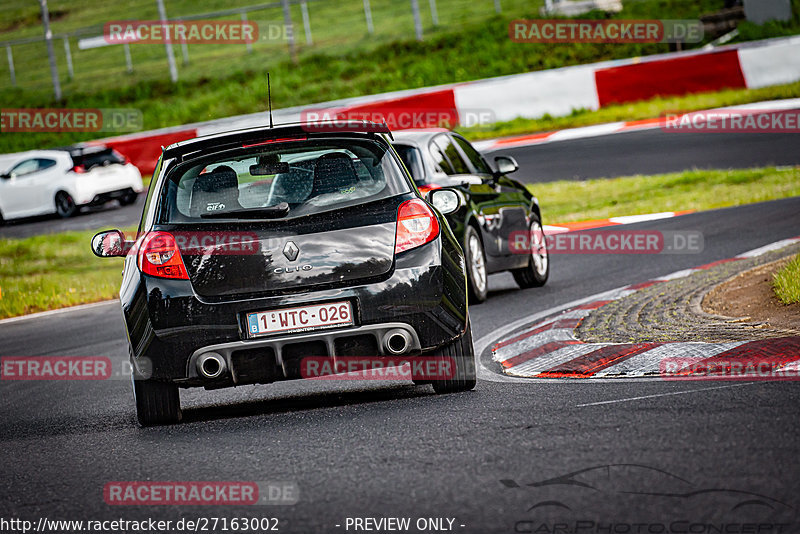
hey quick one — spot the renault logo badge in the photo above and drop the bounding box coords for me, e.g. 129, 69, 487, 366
283, 241, 299, 261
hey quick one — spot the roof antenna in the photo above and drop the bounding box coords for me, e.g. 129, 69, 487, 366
267, 72, 274, 128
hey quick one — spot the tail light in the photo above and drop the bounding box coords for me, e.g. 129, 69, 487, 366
417, 184, 441, 196
71, 165, 86, 173
395, 199, 440, 254
137, 232, 189, 280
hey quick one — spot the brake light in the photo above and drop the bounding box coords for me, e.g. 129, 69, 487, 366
72, 165, 86, 173
137, 232, 189, 280
417, 184, 441, 196
242, 136, 307, 148
395, 199, 440, 254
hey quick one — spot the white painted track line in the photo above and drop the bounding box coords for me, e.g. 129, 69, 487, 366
576, 383, 757, 407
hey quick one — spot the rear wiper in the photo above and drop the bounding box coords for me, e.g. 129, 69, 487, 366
200, 202, 290, 219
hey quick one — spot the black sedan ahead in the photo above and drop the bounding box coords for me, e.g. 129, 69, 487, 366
91, 122, 475, 426
392, 130, 549, 302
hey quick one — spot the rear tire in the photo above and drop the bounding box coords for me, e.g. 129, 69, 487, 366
55, 191, 77, 218
132, 372, 182, 426
119, 191, 138, 206
464, 225, 488, 303
431, 321, 477, 394
512, 215, 549, 288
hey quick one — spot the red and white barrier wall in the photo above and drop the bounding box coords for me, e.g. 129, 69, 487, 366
40, 36, 800, 175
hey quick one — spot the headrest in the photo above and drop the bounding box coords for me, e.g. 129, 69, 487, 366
312, 152, 358, 196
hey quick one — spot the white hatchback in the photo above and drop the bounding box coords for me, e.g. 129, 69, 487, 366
0, 145, 144, 221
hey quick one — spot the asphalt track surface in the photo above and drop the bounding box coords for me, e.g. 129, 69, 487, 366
488, 129, 800, 182
2, 196, 800, 532
2, 125, 800, 239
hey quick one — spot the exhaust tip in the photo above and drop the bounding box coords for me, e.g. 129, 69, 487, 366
384, 329, 412, 356
197, 353, 226, 379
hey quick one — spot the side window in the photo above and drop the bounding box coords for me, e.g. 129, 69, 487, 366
453, 135, 492, 175
9, 159, 39, 177
432, 135, 470, 175
138, 156, 162, 234
428, 137, 455, 175
36, 158, 57, 172
393, 144, 425, 183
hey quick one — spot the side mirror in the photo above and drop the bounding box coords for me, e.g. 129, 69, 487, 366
91, 229, 127, 258
493, 155, 519, 176
427, 188, 461, 215
0, 173, 11, 180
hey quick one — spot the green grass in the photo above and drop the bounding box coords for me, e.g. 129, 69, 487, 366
4, 0, 789, 155
458, 81, 800, 141
530, 166, 800, 223
773, 254, 800, 305
0, 229, 126, 319
1, 166, 799, 319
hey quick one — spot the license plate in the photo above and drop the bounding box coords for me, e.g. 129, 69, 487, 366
246, 301, 353, 337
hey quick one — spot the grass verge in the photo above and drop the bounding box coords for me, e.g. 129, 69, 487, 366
1, 166, 798, 319
0, 229, 126, 319
773, 254, 800, 304
458, 82, 800, 141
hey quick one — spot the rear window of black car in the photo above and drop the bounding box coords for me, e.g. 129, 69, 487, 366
158, 138, 410, 222
72, 148, 126, 169
393, 144, 425, 184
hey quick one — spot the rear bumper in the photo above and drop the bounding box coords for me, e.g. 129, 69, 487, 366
84, 187, 137, 206
123, 235, 468, 384
183, 322, 422, 387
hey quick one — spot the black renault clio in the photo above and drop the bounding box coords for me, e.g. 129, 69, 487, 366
92, 122, 474, 426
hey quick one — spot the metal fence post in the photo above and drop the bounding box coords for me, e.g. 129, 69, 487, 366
494, 0, 501, 13
429, 0, 439, 27
123, 42, 133, 73
39, 0, 62, 100
63, 36, 74, 79
363, 0, 374, 34
177, 20, 189, 64
155, 0, 178, 82
6, 45, 16, 86
180, 40, 189, 64
281, 0, 296, 62
300, 1, 313, 45
411, 0, 423, 41
241, 12, 253, 53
